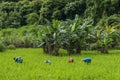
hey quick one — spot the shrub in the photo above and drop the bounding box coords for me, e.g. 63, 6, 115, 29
7, 44, 16, 50
0, 41, 6, 52
58, 49, 68, 56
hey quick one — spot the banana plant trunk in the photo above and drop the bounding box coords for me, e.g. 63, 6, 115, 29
43, 42, 59, 55
99, 46, 108, 53
45, 42, 53, 54
43, 45, 48, 53
67, 47, 75, 55
76, 47, 81, 54
52, 46, 59, 56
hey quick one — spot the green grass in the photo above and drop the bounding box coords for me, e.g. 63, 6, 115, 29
0, 48, 120, 80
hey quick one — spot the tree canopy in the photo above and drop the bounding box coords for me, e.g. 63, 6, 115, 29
0, 0, 120, 28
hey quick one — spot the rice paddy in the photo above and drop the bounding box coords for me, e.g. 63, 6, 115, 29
0, 48, 120, 80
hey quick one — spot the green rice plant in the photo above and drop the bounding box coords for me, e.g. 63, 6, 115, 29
0, 48, 120, 80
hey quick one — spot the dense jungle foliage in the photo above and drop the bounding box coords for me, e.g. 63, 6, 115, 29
0, 0, 120, 28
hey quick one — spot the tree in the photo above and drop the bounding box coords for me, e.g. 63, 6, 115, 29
38, 20, 62, 55
39, 0, 66, 24
89, 24, 120, 53
8, 11, 21, 28
26, 13, 39, 25
0, 0, 20, 2
38, 15, 93, 55
0, 12, 8, 28
59, 15, 93, 54
64, 0, 86, 19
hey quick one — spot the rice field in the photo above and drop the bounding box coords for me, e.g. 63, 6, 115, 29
0, 48, 120, 80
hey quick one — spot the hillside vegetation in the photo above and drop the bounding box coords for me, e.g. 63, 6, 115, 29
0, 0, 120, 28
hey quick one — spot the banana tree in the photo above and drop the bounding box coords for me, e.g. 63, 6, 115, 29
58, 19, 75, 54
96, 30, 112, 53
110, 28, 120, 48
59, 15, 93, 54
94, 24, 119, 53
73, 18, 93, 53
38, 20, 62, 55
38, 15, 93, 55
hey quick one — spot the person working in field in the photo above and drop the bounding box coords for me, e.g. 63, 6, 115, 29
14, 56, 23, 63
82, 57, 91, 64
